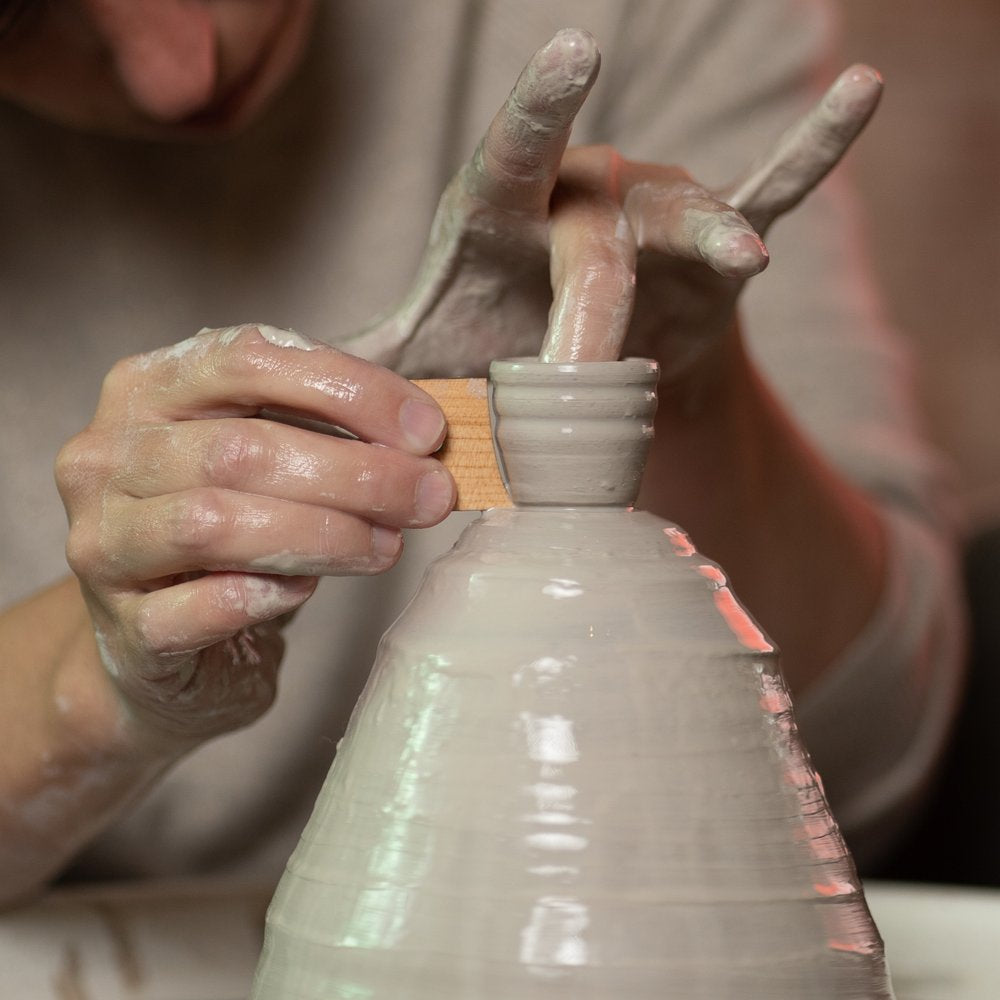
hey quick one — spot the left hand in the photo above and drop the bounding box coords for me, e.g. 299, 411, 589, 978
55, 325, 453, 747
347, 28, 881, 377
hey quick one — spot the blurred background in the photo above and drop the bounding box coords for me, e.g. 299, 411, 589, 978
839, 1, 1000, 530
838, 1, 1000, 886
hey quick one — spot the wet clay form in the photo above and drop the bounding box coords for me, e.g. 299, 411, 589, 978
252, 359, 894, 998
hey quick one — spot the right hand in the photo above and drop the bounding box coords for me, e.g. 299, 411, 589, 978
348, 29, 881, 381
55, 324, 455, 749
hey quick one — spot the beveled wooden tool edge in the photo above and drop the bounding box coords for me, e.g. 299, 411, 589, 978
414, 378, 513, 510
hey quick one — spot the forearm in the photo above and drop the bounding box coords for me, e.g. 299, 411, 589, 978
0, 577, 181, 908
638, 325, 887, 695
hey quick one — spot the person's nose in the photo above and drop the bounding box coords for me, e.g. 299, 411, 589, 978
81, 0, 218, 122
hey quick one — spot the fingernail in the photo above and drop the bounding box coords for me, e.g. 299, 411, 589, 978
722, 230, 769, 276
699, 217, 768, 277
841, 63, 883, 88
414, 469, 456, 523
400, 398, 446, 452
372, 525, 402, 562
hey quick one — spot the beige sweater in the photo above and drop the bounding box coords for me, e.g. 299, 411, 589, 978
0, 0, 963, 878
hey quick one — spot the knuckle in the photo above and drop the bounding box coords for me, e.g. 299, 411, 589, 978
211, 575, 307, 626
663, 178, 708, 205
201, 423, 269, 490
132, 601, 171, 657
54, 432, 95, 498
100, 355, 140, 396
212, 575, 250, 618
55, 428, 120, 505
589, 143, 623, 170
210, 329, 266, 379
558, 144, 621, 192
165, 489, 230, 554
209, 346, 248, 380
64, 526, 102, 577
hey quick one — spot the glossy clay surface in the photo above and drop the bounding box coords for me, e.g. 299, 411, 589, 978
252, 360, 893, 998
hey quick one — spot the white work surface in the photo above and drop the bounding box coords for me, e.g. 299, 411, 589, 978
0, 878, 995, 998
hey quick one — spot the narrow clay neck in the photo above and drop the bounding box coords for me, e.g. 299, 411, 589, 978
488, 358, 658, 508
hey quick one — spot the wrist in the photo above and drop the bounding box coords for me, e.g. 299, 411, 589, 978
0, 578, 187, 902
51, 595, 195, 769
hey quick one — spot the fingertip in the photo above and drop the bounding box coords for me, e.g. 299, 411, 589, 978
522, 27, 601, 110
414, 466, 457, 526
399, 397, 447, 454
716, 230, 769, 278
841, 63, 884, 90
543, 27, 601, 73
372, 524, 403, 566
827, 63, 883, 121
696, 215, 769, 278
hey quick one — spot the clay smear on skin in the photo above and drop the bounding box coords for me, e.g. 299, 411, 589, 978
216, 324, 369, 403
0, 744, 144, 858
214, 324, 320, 351
135, 323, 319, 371
208, 326, 369, 404
481, 29, 599, 188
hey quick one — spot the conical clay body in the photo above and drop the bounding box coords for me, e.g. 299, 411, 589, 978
252, 359, 894, 999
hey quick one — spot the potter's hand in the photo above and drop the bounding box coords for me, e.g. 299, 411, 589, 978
540, 62, 882, 370
346, 28, 599, 376
55, 324, 454, 746
347, 28, 880, 375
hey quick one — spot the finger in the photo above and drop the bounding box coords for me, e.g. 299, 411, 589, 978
100, 324, 447, 455
121, 418, 455, 526
466, 28, 600, 215
75, 488, 407, 583
725, 64, 883, 232
541, 167, 637, 362
621, 167, 768, 279
130, 573, 317, 658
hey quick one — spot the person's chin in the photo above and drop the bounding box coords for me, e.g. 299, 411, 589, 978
159, 78, 280, 141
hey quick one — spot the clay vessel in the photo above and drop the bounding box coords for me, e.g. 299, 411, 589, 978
251, 358, 894, 998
